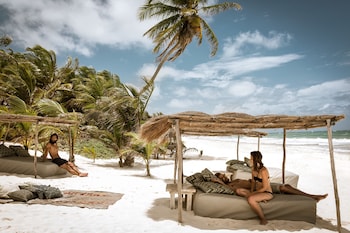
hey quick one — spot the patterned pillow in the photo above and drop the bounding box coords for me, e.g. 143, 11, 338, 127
194, 181, 235, 195
9, 145, 31, 157
19, 184, 62, 199
7, 189, 35, 202
0, 144, 16, 157
186, 172, 205, 185
201, 168, 216, 181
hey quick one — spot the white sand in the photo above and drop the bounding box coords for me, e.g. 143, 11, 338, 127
0, 136, 349, 233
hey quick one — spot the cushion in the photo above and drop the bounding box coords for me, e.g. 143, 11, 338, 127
244, 157, 251, 167
228, 163, 251, 172
186, 172, 205, 184
7, 189, 35, 202
9, 145, 31, 157
0, 144, 16, 157
0, 183, 20, 199
194, 181, 235, 195
19, 184, 62, 199
201, 168, 216, 181
226, 159, 245, 166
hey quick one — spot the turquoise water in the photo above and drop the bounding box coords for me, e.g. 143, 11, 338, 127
267, 130, 350, 140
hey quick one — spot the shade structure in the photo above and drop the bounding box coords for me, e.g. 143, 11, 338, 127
140, 111, 345, 232
0, 113, 79, 178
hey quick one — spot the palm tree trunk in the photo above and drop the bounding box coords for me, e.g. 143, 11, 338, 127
140, 44, 179, 94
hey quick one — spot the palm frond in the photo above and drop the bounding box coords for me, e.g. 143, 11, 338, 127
200, 2, 241, 16
200, 18, 218, 56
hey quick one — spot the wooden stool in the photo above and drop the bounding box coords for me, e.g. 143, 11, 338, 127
166, 183, 196, 211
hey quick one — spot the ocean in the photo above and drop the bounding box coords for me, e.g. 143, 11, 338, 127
188, 130, 350, 159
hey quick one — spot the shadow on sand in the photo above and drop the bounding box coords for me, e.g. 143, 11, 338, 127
147, 198, 349, 232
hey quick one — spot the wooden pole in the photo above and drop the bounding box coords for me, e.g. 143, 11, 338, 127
68, 127, 74, 162
175, 119, 183, 223
34, 122, 39, 178
236, 135, 240, 160
282, 128, 286, 184
326, 119, 342, 232
258, 136, 261, 151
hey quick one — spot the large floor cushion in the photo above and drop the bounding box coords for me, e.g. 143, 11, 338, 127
0, 156, 68, 178
193, 191, 316, 223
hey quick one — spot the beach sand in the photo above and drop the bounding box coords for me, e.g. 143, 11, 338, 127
0, 136, 349, 233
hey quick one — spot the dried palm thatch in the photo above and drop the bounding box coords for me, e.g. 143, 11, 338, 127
0, 113, 78, 127
140, 111, 345, 141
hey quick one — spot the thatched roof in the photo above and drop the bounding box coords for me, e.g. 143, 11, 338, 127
140, 111, 345, 141
0, 113, 78, 126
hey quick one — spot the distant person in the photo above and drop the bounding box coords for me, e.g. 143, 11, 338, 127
41, 133, 88, 177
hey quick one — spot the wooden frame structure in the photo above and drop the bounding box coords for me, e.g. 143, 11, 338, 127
0, 113, 79, 178
140, 111, 345, 232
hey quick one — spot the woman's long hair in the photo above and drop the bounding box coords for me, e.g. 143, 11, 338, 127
251, 151, 264, 171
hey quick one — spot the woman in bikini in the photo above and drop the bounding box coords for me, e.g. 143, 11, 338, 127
235, 151, 273, 225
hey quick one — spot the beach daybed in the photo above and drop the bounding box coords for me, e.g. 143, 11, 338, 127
0, 144, 68, 178
193, 191, 316, 223
186, 168, 315, 223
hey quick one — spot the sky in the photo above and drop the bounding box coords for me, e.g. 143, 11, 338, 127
0, 0, 349, 130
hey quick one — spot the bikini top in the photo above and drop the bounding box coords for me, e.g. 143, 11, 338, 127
254, 176, 263, 182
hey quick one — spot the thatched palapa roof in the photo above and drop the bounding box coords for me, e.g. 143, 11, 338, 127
140, 111, 344, 141
0, 113, 78, 126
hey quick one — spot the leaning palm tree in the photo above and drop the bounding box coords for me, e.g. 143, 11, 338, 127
138, 0, 241, 86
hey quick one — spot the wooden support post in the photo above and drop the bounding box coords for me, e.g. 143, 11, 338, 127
175, 119, 183, 223
236, 135, 240, 160
68, 127, 74, 162
34, 122, 39, 178
257, 136, 261, 151
326, 119, 342, 233
282, 128, 286, 184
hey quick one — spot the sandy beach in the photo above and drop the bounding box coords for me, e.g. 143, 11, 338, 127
0, 135, 349, 233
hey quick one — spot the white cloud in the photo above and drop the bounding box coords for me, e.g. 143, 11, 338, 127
0, 0, 155, 56
222, 30, 293, 57
228, 81, 257, 97
297, 79, 350, 97
168, 99, 203, 109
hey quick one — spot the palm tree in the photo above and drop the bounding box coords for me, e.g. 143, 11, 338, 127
122, 132, 163, 176
138, 0, 241, 85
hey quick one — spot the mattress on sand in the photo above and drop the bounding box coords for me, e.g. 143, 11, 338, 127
193, 190, 316, 223
0, 156, 68, 178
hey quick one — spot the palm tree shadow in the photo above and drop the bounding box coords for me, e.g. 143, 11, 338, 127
146, 198, 349, 232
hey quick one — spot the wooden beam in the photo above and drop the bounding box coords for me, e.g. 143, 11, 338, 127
34, 122, 39, 178
327, 119, 342, 233
175, 119, 183, 223
282, 128, 286, 184
236, 135, 240, 160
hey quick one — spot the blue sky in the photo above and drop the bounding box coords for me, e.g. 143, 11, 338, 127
1, 0, 349, 130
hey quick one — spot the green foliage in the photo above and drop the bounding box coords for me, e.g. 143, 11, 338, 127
75, 138, 116, 159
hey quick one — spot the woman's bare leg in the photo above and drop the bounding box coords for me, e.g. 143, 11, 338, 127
280, 184, 327, 202
247, 193, 273, 225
